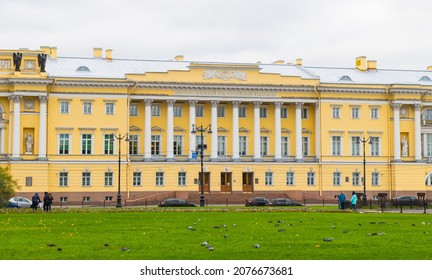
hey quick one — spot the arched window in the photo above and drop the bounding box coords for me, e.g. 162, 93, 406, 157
419, 76, 432, 82
425, 173, 432, 186
339, 75, 353, 82
76, 66, 90, 72
422, 109, 432, 121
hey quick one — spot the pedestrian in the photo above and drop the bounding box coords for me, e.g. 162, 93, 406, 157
43, 192, 49, 212
48, 193, 54, 211
338, 192, 346, 210
31, 193, 41, 211
350, 191, 358, 211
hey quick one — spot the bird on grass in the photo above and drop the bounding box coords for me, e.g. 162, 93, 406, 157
47, 244, 56, 247
253, 244, 260, 249
57, 248, 62, 251
121, 247, 130, 251
201, 241, 209, 247
207, 246, 214, 251
323, 238, 333, 242
104, 243, 109, 247
187, 226, 196, 231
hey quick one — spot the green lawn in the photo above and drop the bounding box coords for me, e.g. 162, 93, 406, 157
1, 207, 432, 260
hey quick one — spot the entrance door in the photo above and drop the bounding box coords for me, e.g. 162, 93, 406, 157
242, 172, 254, 192
220, 172, 232, 192
199, 172, 211, 193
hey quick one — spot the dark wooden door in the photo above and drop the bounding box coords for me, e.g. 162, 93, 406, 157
199, 172, 211, 193
242, 172, 254, 192
220, 172, 232, 192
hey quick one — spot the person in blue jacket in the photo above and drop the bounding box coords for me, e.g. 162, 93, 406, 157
31, 193, 41, 211
338, 192, 346, 210
350, 191, 358, 211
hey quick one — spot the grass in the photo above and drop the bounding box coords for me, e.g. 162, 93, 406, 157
1, 207, 432, 260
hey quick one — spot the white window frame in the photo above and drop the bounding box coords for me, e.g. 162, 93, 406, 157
217, 106, 225, 118
59, 172, 68, 187
81, 133, 93, 155
196, 106, 204, 117
133, 172, 142, 186
178, 172, 187, 186
83, 101, 93, 115
331, 136, 342, 156
151, 135, 161, 155
58, 133, 70, 155
173, 135, 183, 155
307, 172, 315, 186
260, 107, 268, 118
152, 105, 160, 116
239, 136, 247, 156
239, 107, 247, 118
286, 172, 294, 186
353, 172, 361, 186
265, 172, 273, 186
333, 172, 341, 186
217, 136, 226, 156
370, 136, 380, 156
156, 172, 164, 186
351, 107, 360, 119
281, 136, 289, 156
104, 172, 113, 187
82, 172, 91, 187
351, 136, 361, 156
60, 101, 70, 114
260, 136, 268, 156
105, 102, 115, 115
372, 172, 380, 186
370, 107, 379, 119
332, 107, 341, 118
129, 135, 139, 155
301, 108, 308, 119
130, 104, 138, 116
302, 136, 309, 156
103, 134, 114, 155
174, 105, 182, 117
281, 107, 288, 119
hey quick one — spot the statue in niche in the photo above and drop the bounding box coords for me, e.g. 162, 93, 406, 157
13, 52, 22, 71
38, 53, 47, 72
401, 136, 408, 156
25, 133, 33, 153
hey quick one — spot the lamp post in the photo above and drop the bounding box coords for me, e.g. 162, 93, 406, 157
359, 137, 371, 205
112, 133, 129, 208
191, 124, 212, 207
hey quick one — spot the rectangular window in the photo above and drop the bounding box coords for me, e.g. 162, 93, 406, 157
239, 136, 247, 155
133, 172, 142, 186
265, 172, 273, 186
104, 172, 113, 187
83, 102, 92, 114
333, 172, 341, 186
370, 137, 380, 156
105, 102, 114, 115
81, 134, 92, 155
104, 134, 114, 155
59, 172, 68, 187
196, 106, 204, 117
83, 196, 90, 202
351, 136, 361, 156
332, 136, 342, 156
82, 172, 91, 187
60, 101, 69, 114
217, 106, 225, 117
302, 137, 309, 156
174, 105, 182, 117
129, 135, 139, 155
217, 136, 226, 156
307, 172, 315, 186
372, 172, 380, 186
260, 136, 268, 156
105, 196, 113, 202
60, 197, 68, 202
302, 108, 308, 119
371, 107, 379, 119
156, 172, 164, 186
281, 136, 289, 156
151, 135, 161, 155
260, 107, 267, 118
286, 172, 294, 186
351, 107, 360, 119
130, 104, 138, 116
332, 107, 340, 118
239, 107, 246, 118
152, 105, 160, 116
281, 108, 288, 118
59, 134, 70, 155
352, 172, 361, 186
178, 172, 187, 186
173, 135, 183, 155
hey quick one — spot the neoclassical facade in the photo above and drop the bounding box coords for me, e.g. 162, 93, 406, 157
1, 47, 432, 202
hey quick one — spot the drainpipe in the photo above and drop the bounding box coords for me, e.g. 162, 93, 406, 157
385, 84, 393, 199
125, 80, 139, 199
314, 84, 322, 196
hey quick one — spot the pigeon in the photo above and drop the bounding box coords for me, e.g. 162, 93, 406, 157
359, 223, 362, 226
57, 248, 62, 251
104, 243, 109, 247
343, 230, 349, 234
367, 233, 378, 236
253, 244, 261, 249
331, 225, 336, 229
232, 224, 237, 227
278, 229, 286, 232
187, 226, 196, 231
201, 241, 209, 247
120, 247, 130, 251
377, 232, 385, 236
224, 235, 229, 238
278, 220, 285, 224
370, 222, 376, 224
274, 224, 280, 227
47, 244, 56, 247
207, 246, 214, 251
323, 238, 333, 242
213, 225, 221, 229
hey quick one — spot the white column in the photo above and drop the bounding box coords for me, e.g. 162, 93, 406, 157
189, 100, 197, 159
232, 101, 240, 161
211, 100, 219, 160
392, 102, 401, 161
295, 102, 304, 161
315, 102, 320, 160
144, 99, 153, 160
38, 96, 47, 160
253, 101, 262, 161
166, 99, 175, 160
414, 104, 422, 161
11, 95, 22, 159
274, 102, 282, 161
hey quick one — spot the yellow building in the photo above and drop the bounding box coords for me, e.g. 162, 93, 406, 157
1, 47, 432, 203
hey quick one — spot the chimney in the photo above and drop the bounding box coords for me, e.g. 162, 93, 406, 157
367, 60, 377, 70
355, 56, 367, 71
106, 49, 113, 60
49, 47, 57, 59
93, 48, 102, 59
273, 60, 285, 64
175, 55, 184, 61
427, 66, 432, 71
296, 58, 303, 66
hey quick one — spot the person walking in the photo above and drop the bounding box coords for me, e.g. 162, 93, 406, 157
43, 192, 50, 212
338, 192, 346, 210
47, 193, 54, 211
31, 193, 41, 211
350, 191, 358, 211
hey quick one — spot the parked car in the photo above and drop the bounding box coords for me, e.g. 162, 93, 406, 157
158, 198, 197, 207
7, 197, 32, 208
245, 197, 270, 206
269, 198, 302, 206
390, 196, 419, 206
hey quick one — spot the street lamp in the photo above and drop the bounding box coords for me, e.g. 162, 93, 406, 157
191, 124, 212, 207
111, 133, 129, 208
359, 137, 371, 205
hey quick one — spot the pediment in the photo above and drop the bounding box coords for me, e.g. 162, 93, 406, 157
129, 125, 142, 132
302, 128, 312, 134
281, 128, 292, 134
151, 126, 165, 132
239, 127, 250, 133
260, 127, 272, 133
218, 127, 230, 133
174, 126, 186, 132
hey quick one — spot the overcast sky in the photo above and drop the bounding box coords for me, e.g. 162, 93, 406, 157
2, 0, 432, 70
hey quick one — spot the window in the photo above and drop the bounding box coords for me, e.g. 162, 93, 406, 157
260, 136, 268, 156
133, 172, 142, 186
105, 196, 113, 202
332, 107, 340, 118
104, 134, 114, 155
351, 107, 360, 119
178, 172, 187, 186
307, 172, 315, 186
129, 135, 138, 155
152, 105, 160, 116
196, 106, 204, 117
333, 172, 341, 186
370, 137, 380, 156
59, 172, 68, 187
82, 172, 91, 187
281, 136, 289, 156
83, 102, 92, 114
423, 133, 432, 157
217, 136, 226, 156
83, 197, 90, 202
151, 135, 161, 155
302, 137, 309, 156
81, 134, 93, 155
352, 172, 361, 186
76, 66, 90, 72
260, 107, 267, 118
105, 102, 114, 115
217, 106, 225, 117
60, 197, 68, 202
422, 109, 432, 121
372, 172, 380, 186
239, 136, 247, 155
130, 104, 138, 116
265, 172, 273, 186
104, 172, 113, 187
425, 173, 432, 186
370, 107, 379, 119
239, 107, 246, 118
156, 172, 164, 186
60, 101, 69, 114
351, 136, 360, 156
286, 172, 294, 186
174, 105, 182, 117
59, 134, 70, 155
302, 108, 308, 119
281, 108, 288, 119
332, 136, 342, 156
173, 135, 183, 155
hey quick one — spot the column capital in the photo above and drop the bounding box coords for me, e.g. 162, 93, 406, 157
253, 101, 262, 107
9, 95, 22, 102
275, 101, 283, 108
189, 100, 198, 106
39, 96, 48, 103
144, 99, 153, 105
391, 102, 402, 110
211, 100, 219, 106
167, 99, 176, 106
232, 101, 241, 107
414, 104, 422, 111
295, 102, 304, 109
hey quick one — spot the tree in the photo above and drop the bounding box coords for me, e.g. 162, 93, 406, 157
0, 166, 19, 207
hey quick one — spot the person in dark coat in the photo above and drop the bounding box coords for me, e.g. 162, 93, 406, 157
338, 192, 346, 210
43, 192, 50, 212
31, 193, 41, 211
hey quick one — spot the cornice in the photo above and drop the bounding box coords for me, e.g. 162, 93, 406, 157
7, 78, 54, 85
388, 88, 430, 95
54, 80, 134, 88
317, 86, 384, 94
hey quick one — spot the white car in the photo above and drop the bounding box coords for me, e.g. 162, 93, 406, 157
8, 197, 32, 208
